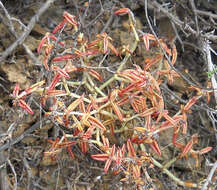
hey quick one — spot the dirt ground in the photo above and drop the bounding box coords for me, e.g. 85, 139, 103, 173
0, 0, 217, 190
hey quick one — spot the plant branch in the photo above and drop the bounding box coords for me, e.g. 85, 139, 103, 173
201, 161, 217, 190
0, 0, 56, 63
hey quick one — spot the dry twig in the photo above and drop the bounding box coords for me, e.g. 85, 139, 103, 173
202, 161, 217, 190
0, 0, 56, 63
0, 2, 42, 66
0, 118, 46, 152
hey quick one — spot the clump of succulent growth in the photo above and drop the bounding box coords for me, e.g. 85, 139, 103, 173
12, 9, 212, 189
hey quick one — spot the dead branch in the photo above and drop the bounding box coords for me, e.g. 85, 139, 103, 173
202, 161, 217, 190
143, 0, 215, 92
0, 127, 9, 190
0, 0, 56, 63
0, 118, 46, 152
195, 10, 217, 19
139, 0, 217, 41
201, 40, 217, 103
7, 159, 17, 190
0, 2, 42, 66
